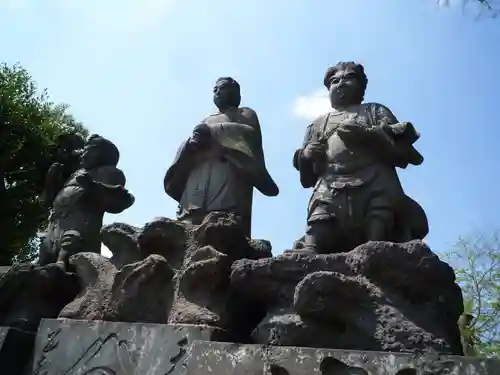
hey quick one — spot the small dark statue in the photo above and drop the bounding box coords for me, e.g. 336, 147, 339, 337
164, 77, 279, 237
38, 134, 135, 269
293, 62, 428, 254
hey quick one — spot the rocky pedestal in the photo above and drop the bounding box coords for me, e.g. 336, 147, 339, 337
59, 213, 271, 341
184, 341, 500, 375
0, 214, 495, 373
167, 212, 272, 342
21, 327, 500, 375
231, 240, 464, 355
27, 320, 500, 375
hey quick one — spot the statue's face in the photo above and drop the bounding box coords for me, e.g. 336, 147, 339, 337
327, 67, 364, 108
213, 79, 240, 110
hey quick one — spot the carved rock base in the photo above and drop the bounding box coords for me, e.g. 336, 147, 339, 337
231, 240, 464, 354
184, 341, 500, 375
32, 318, 228, 375
26, 321, 500, 375
58, 252, 176, 323
0, 263, 80, 332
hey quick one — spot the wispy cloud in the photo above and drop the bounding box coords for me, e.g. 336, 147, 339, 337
292, 89, 331, 121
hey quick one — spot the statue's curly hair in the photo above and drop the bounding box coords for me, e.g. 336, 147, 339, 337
215, 76, 240, 90
86, 134, 120, 166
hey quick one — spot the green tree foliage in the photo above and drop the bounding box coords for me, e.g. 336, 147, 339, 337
444, 232, 500, 358
0, 62, 88, 265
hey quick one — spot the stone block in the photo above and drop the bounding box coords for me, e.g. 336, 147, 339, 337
31, 318, 226, 374
0, 327, 7, 349
184, 341, 500, 375
0, 326, 37, 375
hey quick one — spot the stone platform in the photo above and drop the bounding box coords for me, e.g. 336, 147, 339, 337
26, 320, 500, 375
31, 319, 228, 375
185, 341, 500, 375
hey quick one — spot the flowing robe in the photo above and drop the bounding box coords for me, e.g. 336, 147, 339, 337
164, 107, 278, 237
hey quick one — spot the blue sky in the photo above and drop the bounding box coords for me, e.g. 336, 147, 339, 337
1, 0, 499, 256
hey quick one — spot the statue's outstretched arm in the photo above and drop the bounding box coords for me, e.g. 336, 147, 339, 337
294, 124, 320, 188
77, 170, 134, 213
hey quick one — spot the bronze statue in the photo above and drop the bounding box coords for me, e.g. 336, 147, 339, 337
39, 134, 135, 269
164, 77, 279, 237
293, 62, 428, 254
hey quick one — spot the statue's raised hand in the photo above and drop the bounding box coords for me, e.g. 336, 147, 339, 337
302, 141, 326, 162
188, 123, 211, 150
76, 171, 94, 189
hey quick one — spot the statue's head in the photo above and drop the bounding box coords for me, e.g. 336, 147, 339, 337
80, 134, 120, 169
55, 133, 86, 164
213, 77, 241, 111
324, 62, 368, 109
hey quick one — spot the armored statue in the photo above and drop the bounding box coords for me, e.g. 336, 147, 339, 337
39, 134, 135, 269
164, 77, 279, 237
293, 62, 428, 254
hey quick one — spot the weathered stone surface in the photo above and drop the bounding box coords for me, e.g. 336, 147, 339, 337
231, 240, 463, 355
55, 213, 270, 341
59, 252, 175, 323
169, 212, 269, 340
169, 246, 231, 328
183, 341, 500, 375
0, 326, 37, 375
138, 217, 187, 270
0, 263, 80, 332
101, 222, 142, 269
58, 252, 117, 320
32, 319, 227, 375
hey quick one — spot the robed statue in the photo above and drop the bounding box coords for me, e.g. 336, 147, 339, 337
164, 77, 279, 237
292, 62, 428, 254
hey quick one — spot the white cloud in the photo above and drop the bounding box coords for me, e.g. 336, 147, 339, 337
292, 89, 331, 121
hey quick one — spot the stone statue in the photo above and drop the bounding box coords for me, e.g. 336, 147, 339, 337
43, 133, 86, 206
164, 77, 279, 237
293, 62, 428, 254
38, 134, 135, 269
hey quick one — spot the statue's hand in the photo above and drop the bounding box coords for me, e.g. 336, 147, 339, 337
46, 162, 64, 184
76, 171, 94, 189
337, 121, 368, 135
302, 141, 326, 161
188, 123, 211, 150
